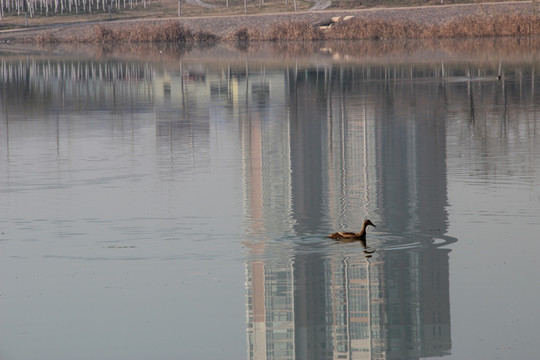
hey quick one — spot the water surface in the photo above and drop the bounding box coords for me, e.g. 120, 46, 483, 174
1, 39, 539, 359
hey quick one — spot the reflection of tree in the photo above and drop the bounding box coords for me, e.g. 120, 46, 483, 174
0, 57, 154, 117
442, 64, 539, 181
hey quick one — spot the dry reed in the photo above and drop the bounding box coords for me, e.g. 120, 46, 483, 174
244, 11, 540, 41
93, 24, 118, 42
327, 18, 425, 40
234, 28, 250, 42
267, 21, 324, 41
34, 31, 59, 43
434, 13, 540, 38
326, 12, 540, 40
26, 9, 540, 44
89, 21, 219, 43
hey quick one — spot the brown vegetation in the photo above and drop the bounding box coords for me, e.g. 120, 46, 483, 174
273, 11, 540, 41
267, 21, 324, 41
77, 20, 219, 43
327, 12, 540, 40
435, 12, 540, 37
328, 18, 423, 40
5, 3, 540, 44
223, 27, 261, 42
54, 12, 540, 43
99, 21, 189, 42
34, 32, 59, 43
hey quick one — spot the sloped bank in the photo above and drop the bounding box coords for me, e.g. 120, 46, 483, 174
0, 1, 538, 44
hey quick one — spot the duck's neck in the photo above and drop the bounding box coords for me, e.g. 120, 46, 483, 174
356, 223, 368, 237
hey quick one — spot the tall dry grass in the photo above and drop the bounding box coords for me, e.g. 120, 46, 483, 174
29, 9, 540, 44
433, 13, 540, 38
90, 21, 218, 43
327, 18, 424, 40
34, 31, 59, 43
267, 21, 324, 41
326, 12, 540, 40
93, 24, 118, 42
223, 27, 263, 42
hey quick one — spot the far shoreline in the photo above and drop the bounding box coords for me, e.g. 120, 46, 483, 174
0, 1, 538, 44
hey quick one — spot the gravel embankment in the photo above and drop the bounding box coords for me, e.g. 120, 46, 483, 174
0, 1, 536, 43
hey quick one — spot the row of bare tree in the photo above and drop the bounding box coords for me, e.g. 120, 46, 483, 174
0, 0, 148, 17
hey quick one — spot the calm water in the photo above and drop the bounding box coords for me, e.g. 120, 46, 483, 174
1, 40, 540, 360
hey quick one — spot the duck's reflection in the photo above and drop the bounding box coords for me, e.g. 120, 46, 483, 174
332, 238, 375, 257
360, 239, 376, 258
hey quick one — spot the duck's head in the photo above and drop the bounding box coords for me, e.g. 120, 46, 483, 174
364, 219, 376, 227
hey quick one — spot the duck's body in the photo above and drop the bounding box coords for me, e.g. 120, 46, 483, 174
328, 220, 376, 240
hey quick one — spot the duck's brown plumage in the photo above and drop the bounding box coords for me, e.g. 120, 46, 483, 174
328, 219, 376, 240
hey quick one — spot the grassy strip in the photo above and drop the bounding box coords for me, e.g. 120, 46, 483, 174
34, 12, 540, 43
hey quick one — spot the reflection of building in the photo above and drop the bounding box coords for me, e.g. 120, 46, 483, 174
244, 247, 452, 360
246, 256, 296, 360
242, 63, 454, 360
326, 256, 386, 359
325, 247, 451, 360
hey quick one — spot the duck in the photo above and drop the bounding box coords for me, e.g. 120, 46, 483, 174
328, 219, 376, 240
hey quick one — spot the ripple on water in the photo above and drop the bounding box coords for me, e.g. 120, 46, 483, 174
243, 231, 453, 264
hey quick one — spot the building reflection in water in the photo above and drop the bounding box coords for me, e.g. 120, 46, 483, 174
148, 59, 527, 359
239, 64, 459, 360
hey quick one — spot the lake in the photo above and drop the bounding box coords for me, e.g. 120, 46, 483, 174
1, 38, 539, 360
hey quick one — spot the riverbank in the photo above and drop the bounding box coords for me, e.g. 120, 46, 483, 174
0, 1, 538, 43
